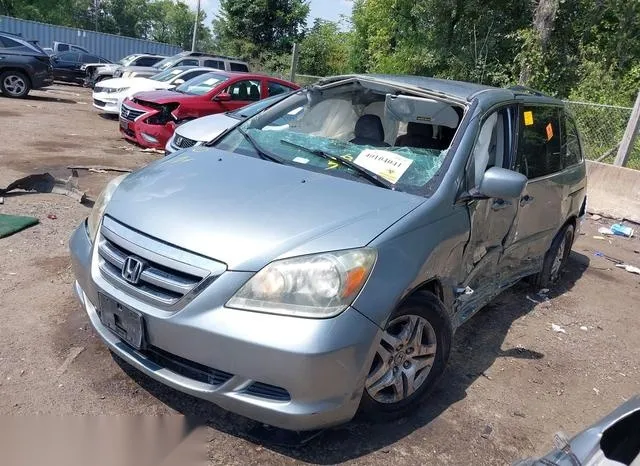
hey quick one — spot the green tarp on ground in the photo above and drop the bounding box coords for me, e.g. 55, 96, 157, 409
0, 214, 39, 239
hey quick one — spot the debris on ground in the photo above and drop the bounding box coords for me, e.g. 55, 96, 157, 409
610, 223, 634, 238
0, 197, 3, 204
580, 326, 588, 331
0, 214, 39, 239
526, 295, 540, 304
481, 425, 493, 439
67, 165, 132, 173
139, 148, 164, 154
0, 173, 85, 203
47, 214, 57, 220
593, 235, 607, 240
56, 347, 85, 377
593, 387, 600, 395
598, 226, 614, 236
590, 214, 602, 221
551, 324, 567, 334
594, 251, 624, 264
615, 263, 640, 275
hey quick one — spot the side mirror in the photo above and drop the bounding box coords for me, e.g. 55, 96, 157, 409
173, 79, 185, 85
214, 92, 232, 102
478, 167, 527, 199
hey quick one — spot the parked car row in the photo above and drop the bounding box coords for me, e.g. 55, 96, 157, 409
90, 59, 299, 151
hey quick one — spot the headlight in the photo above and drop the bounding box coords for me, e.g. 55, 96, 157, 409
226, 249, 376, 318
114, 87, 129, 93
86, 174, 127, 242
122, 71, 132, 78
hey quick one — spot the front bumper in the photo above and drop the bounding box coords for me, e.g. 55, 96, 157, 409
92, 92, 121, 114
69, 223, 381, 431
120, 117, 174, 150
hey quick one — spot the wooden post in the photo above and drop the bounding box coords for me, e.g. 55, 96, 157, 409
289, 42, 299, 83
614, 90, 640, 167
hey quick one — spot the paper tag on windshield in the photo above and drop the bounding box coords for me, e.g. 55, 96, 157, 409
353, 150, 413, 184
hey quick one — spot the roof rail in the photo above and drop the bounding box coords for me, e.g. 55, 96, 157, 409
508, 85, 549, 97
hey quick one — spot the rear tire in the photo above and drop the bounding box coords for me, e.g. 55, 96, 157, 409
533, 224, 574, 289
358, 291, 452, 422
0, 71, 31, 98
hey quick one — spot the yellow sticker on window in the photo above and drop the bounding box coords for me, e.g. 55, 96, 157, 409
546, 122, 554, 141
524, 111, 534, 126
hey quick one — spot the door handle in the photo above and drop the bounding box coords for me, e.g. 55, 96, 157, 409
520, 194, 535, 206
491, 199, 512, 211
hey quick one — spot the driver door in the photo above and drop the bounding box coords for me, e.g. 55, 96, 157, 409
456, 105, 520, 322
219, 79, 263, 113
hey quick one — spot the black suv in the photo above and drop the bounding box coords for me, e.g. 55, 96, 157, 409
0, 32, 53, 98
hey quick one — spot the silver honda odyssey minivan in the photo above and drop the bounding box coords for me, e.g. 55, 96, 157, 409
70, 75, 587, 431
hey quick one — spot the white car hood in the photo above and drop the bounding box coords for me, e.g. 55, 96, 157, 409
97, 76, 174, 91
175, 113, 239, 142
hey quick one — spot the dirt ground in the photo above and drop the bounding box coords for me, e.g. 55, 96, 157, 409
1, 85, 639, 465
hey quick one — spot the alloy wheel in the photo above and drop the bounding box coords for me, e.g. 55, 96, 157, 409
550, 235, 567, 281
3, 74, 26, 96
365, 314, 437, 404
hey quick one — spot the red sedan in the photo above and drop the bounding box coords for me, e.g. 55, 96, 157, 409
119, 72, 299, 149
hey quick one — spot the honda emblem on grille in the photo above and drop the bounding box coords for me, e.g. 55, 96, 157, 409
174, 136, 183, 146
123, 108, 129, 118
122, 256, 145, 284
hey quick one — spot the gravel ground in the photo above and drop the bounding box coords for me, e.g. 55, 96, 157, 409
1, 85, 639, 465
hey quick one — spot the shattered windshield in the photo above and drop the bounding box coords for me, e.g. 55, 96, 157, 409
212, 80, 463, 196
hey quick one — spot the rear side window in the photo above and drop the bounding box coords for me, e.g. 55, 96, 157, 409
135, 56, 161, 66
267, 81, 294, 97
81, 54, 99, 63
561, 113, 583, 167
515, 105, 562, 179
58, 52, 80, 61
177, 59, 198, 66
204, 59, 225, 70
0, 36, 23, 48
57, 43, 70, 52
229, 62, 249, 72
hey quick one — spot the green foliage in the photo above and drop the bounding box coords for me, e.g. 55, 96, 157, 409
298, 19, 351, 76
1, 0, 213, 51
214, 0, 309, 57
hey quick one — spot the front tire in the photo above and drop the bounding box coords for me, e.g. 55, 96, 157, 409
0, 71, 31, 98
534, 224, 574, 289
358, 291, 452, 421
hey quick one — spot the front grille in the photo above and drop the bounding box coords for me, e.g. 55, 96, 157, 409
120, 104, 146, 122
144, 346, 233, 386
97, 216, 226, 308
244, 382, 291, 401
93, 99, 106, 107
172, 135, 198, 149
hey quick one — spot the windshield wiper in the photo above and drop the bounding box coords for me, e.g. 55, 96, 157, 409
238, 128, 284, 164
279, 139, 393, 189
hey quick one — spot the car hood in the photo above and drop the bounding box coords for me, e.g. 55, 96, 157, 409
175, 113, 238, 142
105, 148, 424, 271
98, 77, 172, 90
134, 89, 186, 104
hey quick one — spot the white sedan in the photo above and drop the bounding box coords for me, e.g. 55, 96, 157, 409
92, 66, 214, 115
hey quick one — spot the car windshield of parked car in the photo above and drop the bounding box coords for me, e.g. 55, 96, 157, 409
118, 55, 137, 66
213, 80, 462, 195
150, 68, 184, 82
175, 73, 228, 95
153, 54, 183, 70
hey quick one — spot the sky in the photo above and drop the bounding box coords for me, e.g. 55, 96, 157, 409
185, 0, 353, 26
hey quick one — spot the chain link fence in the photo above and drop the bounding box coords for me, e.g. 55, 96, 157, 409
563, 101, 640, 169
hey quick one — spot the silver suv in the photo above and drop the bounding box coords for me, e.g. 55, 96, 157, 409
113, 51, 249, 79
70, 75, 587, 431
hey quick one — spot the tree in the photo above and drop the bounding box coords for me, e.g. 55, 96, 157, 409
214, 0, 310, 57
299, 19, 351, 76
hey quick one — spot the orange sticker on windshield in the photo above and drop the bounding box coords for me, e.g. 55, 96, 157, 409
546, 122, 554, 140
524, 111, 534, 126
